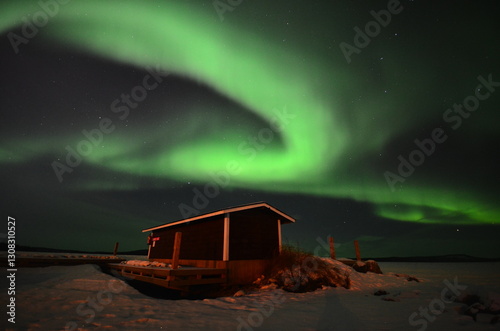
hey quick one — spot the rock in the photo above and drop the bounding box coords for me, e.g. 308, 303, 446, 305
261, 283, 278, 290
252, 275, 265, 285
233, 290, 245, 297
391, 273, 421, 282
382, 297, 399, 302
352, 260, 383, 274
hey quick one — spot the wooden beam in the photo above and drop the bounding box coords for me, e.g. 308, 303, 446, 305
171, 232, 182, 269
147, 232, 152, 260
171, 268, 227, 276
354, 240, 361, 261
277, 219, 282, 253
113, 242, 119, 256
223, 213, 230, 261
329, 237, 336, 260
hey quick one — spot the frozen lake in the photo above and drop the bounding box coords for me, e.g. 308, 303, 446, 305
5, 261, 500, 330
381, 262, 500, 291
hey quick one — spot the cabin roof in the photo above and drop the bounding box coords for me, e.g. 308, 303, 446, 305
142, 201, 295, 232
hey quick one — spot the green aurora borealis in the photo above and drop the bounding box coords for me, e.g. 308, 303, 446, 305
1, 1, 499, 255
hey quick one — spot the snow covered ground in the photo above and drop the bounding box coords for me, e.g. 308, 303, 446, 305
4, 257, 500, 331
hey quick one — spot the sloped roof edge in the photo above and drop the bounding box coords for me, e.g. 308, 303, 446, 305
142, 201, 295, 233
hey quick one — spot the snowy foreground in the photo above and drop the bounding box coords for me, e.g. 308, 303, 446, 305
5, 258, 500, 331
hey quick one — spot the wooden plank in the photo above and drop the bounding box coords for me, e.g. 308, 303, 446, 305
118, 268, 226, 288
123, 270, 166, 279
150, 259, 228, 269
109, 264, 171, 277
110, 264, 227, 283
109, 264, 227, 277
170, 268, 227, 276
113, 242, 119, 256
119, 273, 184, 290
171, 232, 182, 270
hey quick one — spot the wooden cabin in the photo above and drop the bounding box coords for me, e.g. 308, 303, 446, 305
142, 202, 295, 285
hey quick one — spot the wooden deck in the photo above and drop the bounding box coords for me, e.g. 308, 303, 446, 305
108, 263, 227, 291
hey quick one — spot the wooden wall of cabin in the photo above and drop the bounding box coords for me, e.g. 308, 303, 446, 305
229, 208, 280, 260
149, 215, 224, 260
227, 259, 272, 284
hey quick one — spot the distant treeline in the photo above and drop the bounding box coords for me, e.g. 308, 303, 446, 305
1, 243, 498, 262
363, 254, 500, 262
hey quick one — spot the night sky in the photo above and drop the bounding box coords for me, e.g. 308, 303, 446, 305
1, 1, 499, 257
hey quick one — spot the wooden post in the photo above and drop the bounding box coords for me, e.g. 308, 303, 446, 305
277, 219, 282, 254
354, 240, 361, 261
223, 213, 230, 261
329, 237, 336, 260
113, 242, 119, 256
171, 232, 182, 270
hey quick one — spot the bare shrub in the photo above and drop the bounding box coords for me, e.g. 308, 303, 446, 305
262, 244, 350, 293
